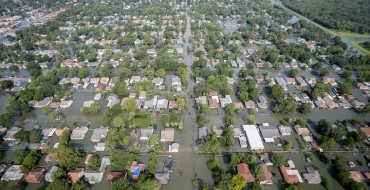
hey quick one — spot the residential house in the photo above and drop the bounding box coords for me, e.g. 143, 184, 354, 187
84, 172, 103, 184
37, 97, 53, 108
45, 166, 59, 182
303, 167, 322, 184
279, 165, 303, 184
259, 164, 273, 185
1, 165, 24, 181
143, 100, 154, 109
25, 168, 44, 183
94, 143, 106, 151
138, 91, 147, 100
242, 125, 265, 150
160, 128, 175, 142
157, 99, 169, 109
260, 153, 273, 166
257, 96, 268, 109
155, 172, 170, 184
99, 156, 111, 172
212, 126, 224, 138
245, 100, 256, 109
140, 127, 154, 140
322, 77, 337, 86
196, 96, 207, 105
41, 128, 56, 139
168, 101, 178, 109
169, 142, 180, 153
278, 126, 292, 136
233, 126, 244, 138
107, 172, 127, 182
129, 76, 141, 84
239, 136, 248, 148
94, 93, 102, 101
285, 77, 296, 85
350, 171, 363, 182
360, 126, 370, 137
70, 126, 89, 140
351, 100, 365, 109
171, 76, 182, 91
199, 127, 208, 140
296, 77, 308, 87
259, 125, 280, 143
208, 99, 218, 109
237, 163, 255, 183
153, 77, 163, 86
68, 168, 84, 184
83, 100, 95, 108
90, 126, 108, 142
3, 127, 22, 141
220, 95, 232, 108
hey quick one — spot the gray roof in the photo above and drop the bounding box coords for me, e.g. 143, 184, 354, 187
259, 126, 280, 139
1, 165, 24, 181
90, 126, 108, 142
198, 127, 208, 139
140, 127, 154, 140
70, 126, 89, 140
99, 156, 111, 172
45, 166, 59, 182
84, 172, 103, 184
303, 167, 322, 184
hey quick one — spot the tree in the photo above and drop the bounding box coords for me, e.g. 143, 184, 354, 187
113, 116, 125, 127
148, 134, 159, 146
221, 126, 234, 146
110, 150, 139, 170
248, 183, 262, 190
77, 68, 89, 78
155, 69, 166, 78
60, 130, 71, 146
322, 177, 332, 190
269, 85, 284, 101
319, 136, 336, 149
122, 98, 138, 113
272, 154, 286, 166
283, 140, 293, 150
253, 165, 263, 179
53, 145, 81, 168
46, 179, 70, 190
226, 103, 236, 114
229, 154, 242, 170
140, 178, 161, 190
319, 68, 329, 77
207, 154, 219, 171
227, 174, 247, 190
0, 80, 14, 91
340, 82, 352, 94
289, 69, 299, 77
201, 184, 212, 190
71, 180, 89, 190
109, 179, 137, 190
300, 102, 312, 113
21, 150, 41, 173
14, 129, 30, 142
176, 96, 187, 111
12, 150, 27, 164
29, 130, 41, 143
122, 135, 131, 146
285, 184, 301, 190
112, 81, 129, 98
88, 155, 100, 170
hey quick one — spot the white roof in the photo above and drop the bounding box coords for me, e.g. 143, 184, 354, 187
242, 125, 265, 150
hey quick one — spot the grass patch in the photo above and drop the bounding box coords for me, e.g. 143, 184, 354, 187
349, 42, 370, 56
276, 0, 370, 38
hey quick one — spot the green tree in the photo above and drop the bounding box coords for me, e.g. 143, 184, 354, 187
208, 154, 219, 171
71, 180, 89, 190
340, 82, 352, 94
122, 98, 138, 113
229, 154, 242, 170
77, 68, 89, 78
113, 116, 124, 127
53, 145, 81, 168
283, 140, 293, 150
14, 129, 30, 142
46, 179, 70, 190
269, 85, 284, 101
300, 103, 312, 113
272, 154, 286, 166
112, 81, 130, 98
322, 177, 332, 190
29, 130, 41, 143
155, 69, 166, 78
289, 69, 299, 77
227, 174, 247, 190
88, 155, 100, 170
285, 184, 301, 190
148, 134, 159, 146
253, 165, 263, 179
176, 96, 187, 111
59, 130, 71, 146
21, 150, 41, 173
12, 150, 27, 164
122, 135, 131, 146
248, 183, 262, 190
221, 126, 234, 147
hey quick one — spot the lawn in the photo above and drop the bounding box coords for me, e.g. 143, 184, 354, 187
349, 42, 370, 56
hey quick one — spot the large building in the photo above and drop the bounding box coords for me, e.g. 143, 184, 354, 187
242, 125, 265, 150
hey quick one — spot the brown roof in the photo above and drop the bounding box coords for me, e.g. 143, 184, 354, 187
168, 101, 178, 109
279, 165, 299, 184
234, 102, 245, 109
350, 171, 363, 182
237, 163, 255, 183
107, 172, 127, 182
294, 125, 310, 135
68, 168, 84, 184
360, 127, 370, 137
208, 99, 218, 108
259, 164, 272, 184
25, 168, 44, 183
55, 127, 69, 136
84, 153, 94, 164
364, 172, 370, 179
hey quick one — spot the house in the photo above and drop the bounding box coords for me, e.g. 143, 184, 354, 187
107, 172, 127, 182
157, 99, 169, 109
322, 77, 337, 86
259, 164, 273, 185
245, 100, 256, 109
143, 100, 154, 109
303, 167, 322, 184
138, 91, 147, 100
278, 126, 292, 136
84, 172, 103, 184
169, 142, 180, 153
3, 127, 22, 141
41, 128, 56, 139
68, 168, 84, 184
70, 126, 89, 140
350, 171, 363, 182
129, 76, 141, 84
208, 99, 218, 109
257, 96, 268, 109
285, 77, 296, 85
160, 128, 175, 142
294, 125, 310, 135
153, 77, 163, 86
196, 96, 207, 105
45, 166, 59, 182
140, 127, 154, 140
100, 77, 109, 84
155, 172, 170, 184
220, 95, 232, 108
212, 126, 224, 138
94, 93, 102, 101
279, 165, 303, 184
37, 97, 53, 107
25, 168, 44, 183
99, 156, 111, 172
227, 77, 235, 84
1, 165, 24, 181
90, 126, 108, 142
168, 101, 178, 109
259, 125, 280, 143
209, 91, 219, 102
94, 143, 106, 151
260, 153, 273, 166
296, 77, 308, 86
199, 127, 208, 140
237, 163, 255, 183
360, 126, 370, 137
351, 100, 365, 109
60, 99, 73, 108
242, 125, 265, 150
239, 136, 248, 148
171, 76, 182, 91
83, 100, 95, 108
